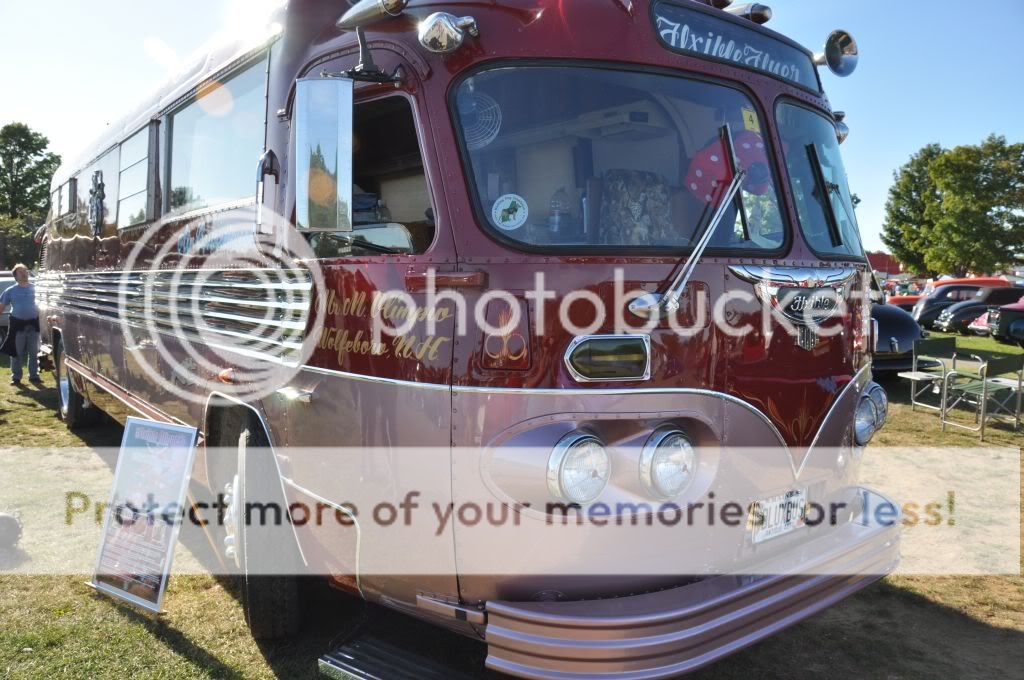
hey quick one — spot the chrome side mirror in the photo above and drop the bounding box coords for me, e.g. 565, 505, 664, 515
418, 12, 479, 54
294, 78, 354, 232
814, 30, 858, 77
337, 0, 409, 31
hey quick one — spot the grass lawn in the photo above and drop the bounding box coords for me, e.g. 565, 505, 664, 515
1, 332, 1022, 679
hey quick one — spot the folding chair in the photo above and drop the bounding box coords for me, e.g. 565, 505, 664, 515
941, 354, 1024, 440
897, 337, 958, 413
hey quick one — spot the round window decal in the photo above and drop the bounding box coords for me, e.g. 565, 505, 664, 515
491, 194, 529, 231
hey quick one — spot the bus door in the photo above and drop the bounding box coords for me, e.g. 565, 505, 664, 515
271, 55, 460, 602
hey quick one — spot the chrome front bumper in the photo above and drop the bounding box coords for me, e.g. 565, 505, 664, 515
484, 489, 900, 679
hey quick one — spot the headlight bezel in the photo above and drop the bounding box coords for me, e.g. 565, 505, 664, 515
854, 396, 877, 446
546, 431, 611, 505
867, 384, 888, 429
639, 427, 697, 500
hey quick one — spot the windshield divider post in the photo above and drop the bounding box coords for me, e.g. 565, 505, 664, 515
721, 123, 750, 241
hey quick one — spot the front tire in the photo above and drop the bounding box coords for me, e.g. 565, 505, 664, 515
53, 337, 98, 429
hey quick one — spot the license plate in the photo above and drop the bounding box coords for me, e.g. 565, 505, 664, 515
749, 489, 807, 544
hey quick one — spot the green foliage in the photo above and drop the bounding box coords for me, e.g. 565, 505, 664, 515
0, 122, 61, 221
881, 143, 944, 275
0, 215, 40, 269
882, 136, 1024, 277
924, 135, 1024, 276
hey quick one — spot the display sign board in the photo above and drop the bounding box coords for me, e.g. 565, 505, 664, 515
653, 2, 820, 92
91, 417, 198, 613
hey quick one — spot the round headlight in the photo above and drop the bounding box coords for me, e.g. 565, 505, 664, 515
640, 429, 696, 499
854, 397, 877, 446
547, 432, 610, 504
867, 384, 888, 428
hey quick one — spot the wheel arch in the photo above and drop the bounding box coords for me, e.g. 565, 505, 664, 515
201, 392, 309, 568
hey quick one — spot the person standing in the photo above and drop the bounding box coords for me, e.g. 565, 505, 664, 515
0, 264, 41, 386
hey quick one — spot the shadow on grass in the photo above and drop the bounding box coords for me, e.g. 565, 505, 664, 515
104, 596, 249, 680
0, 546, 30, 571
692, 579, 1024, 679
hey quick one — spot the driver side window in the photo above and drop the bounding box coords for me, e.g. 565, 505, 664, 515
307, 96, 435, 258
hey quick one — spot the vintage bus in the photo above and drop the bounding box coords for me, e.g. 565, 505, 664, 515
39, 0, 898, 676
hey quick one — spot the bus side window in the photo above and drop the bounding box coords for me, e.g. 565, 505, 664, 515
308, 96, 435, 258
166, 61, 266, 216
118, 126, 150, 229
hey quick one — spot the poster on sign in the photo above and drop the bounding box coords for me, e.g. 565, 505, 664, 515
91, 417, 198, 613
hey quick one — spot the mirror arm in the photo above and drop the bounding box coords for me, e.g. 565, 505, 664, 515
322, 28, 402, 84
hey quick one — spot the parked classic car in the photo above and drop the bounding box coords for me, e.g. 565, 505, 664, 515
871, 274, 928, 374
888, 276, 1008, 312
872, 302, 928, 374
934, 287, 1024, 334
987, 299, 1024, 347
912, 283, 1004, 328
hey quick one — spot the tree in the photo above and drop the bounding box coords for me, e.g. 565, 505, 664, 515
0, 215, 41, 269
924, 134, 1024, 276
881, 143, 944, 275
0, 122, 61, 220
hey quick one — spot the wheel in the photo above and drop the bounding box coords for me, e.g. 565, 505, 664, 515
222, 420, 302, 640
53, 336, 98, 429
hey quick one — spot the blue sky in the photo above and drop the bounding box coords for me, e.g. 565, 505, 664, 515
1, 1, 1021, 251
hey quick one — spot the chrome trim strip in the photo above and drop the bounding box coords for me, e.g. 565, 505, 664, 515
803, 363, 872, 467
300, 363, 453, 391
298, 366, 787, 449
65, 357, 183, 425
729, 265, 859, 287
563, 334, 652, 383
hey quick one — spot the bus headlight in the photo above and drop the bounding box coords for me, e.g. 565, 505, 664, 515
547, 432, 610, 504
854, 396, 877, 446
640, 428, 696, 499
867, 383, 888, 428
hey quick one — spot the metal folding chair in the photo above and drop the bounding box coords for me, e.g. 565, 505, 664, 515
941, 354, 1024, 440
897, 337, 958, 413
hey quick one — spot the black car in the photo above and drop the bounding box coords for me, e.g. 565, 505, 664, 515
933, 286, 1024, 334
872, 302, 929, 374
911, 284, 991, 329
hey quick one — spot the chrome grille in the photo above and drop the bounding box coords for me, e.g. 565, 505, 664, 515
35, 269, 313, 360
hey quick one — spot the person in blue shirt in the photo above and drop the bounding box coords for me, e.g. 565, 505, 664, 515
0, 263, 41, 386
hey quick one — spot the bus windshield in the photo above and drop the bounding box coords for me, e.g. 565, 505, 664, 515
453, 66, 786, 252
776, 102, 863, 258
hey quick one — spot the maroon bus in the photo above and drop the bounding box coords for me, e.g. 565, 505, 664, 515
40, 0, 897, 676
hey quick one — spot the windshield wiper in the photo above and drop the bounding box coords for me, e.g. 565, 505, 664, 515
805, 142, 844, 248
629, 124, 746, 320
323, 232, 401, 255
